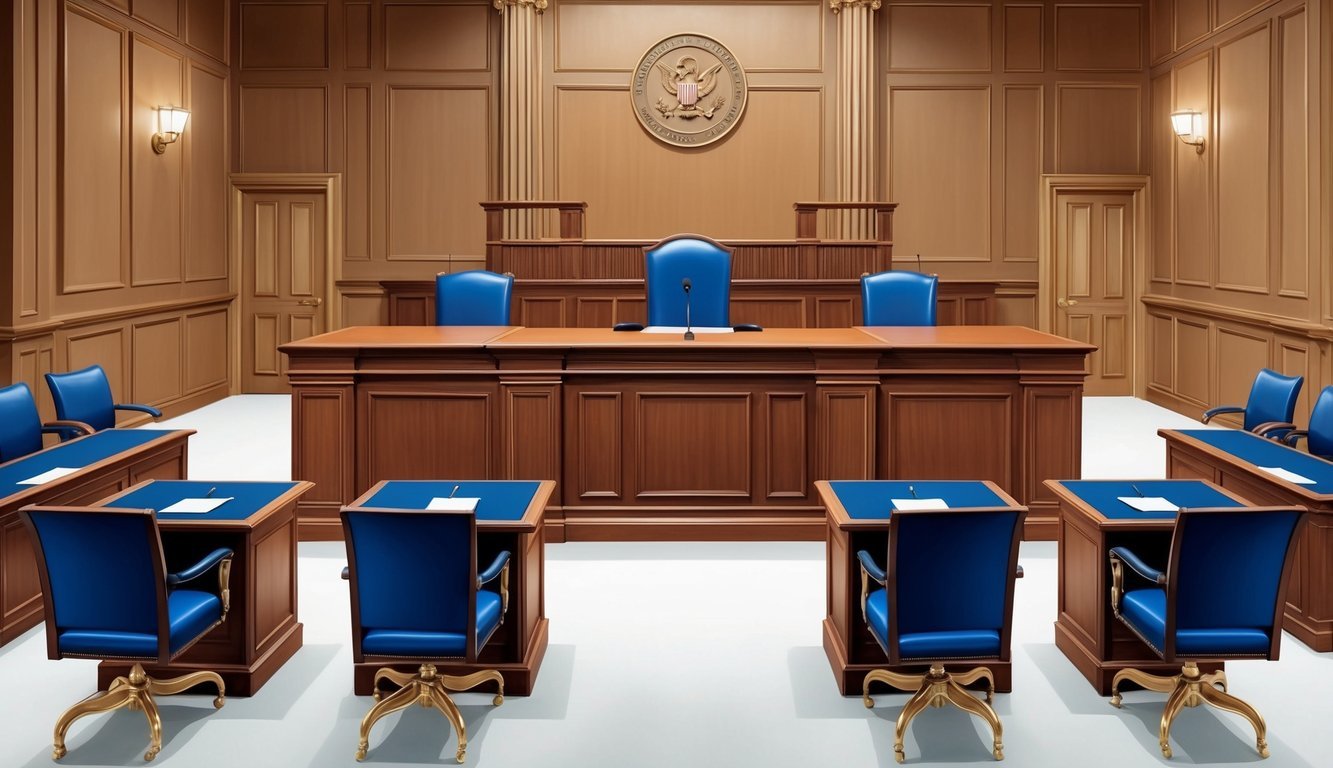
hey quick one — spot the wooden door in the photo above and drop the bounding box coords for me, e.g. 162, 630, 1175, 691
1053, 192, 1136, 396
240, 192, 328, 393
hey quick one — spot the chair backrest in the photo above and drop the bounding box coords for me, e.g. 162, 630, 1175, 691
45, 365, 117, 431
886, 507, 1025, 662
434, 270, 513, 326
0, 382, 47, 462
860, 270, 938, 326
644, 235, 732, 327
1167, 507, 1305, 660
342, 508, 478, 656
1242, 368, 1303, 431
1304, 386, 1333, 458
19, 507, 167, 660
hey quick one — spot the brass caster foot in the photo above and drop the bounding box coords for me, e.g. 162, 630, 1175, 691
493, 694, 504, 706
52, 745, 67, 760
144, 746, 160, 762
985, 689, 994, 704
355, 742, 368, 761
993, 746, 1004, 760
863, 696, 874, 709
1161, 743, 1173, 759
372, 690, 381, 703
894, 747, 905, 764
213, 695, 225, 709
1110, 692, 1122, 708
1258, 740, 1270, 759
455, 746, 467, 763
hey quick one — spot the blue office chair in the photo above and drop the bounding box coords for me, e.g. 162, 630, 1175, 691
435, 270, 514, 326
1201, 368, 1302, 437
1108, 506, 1306, 759
1283, 385, 1333, 459
613, 234, 760, 332
857, 506, 1026, 763
860, 270, 938, 326
44, 365, 162, 438
342, 507, 510, 762
0, 382, 92, 462
19, 505, 232, 762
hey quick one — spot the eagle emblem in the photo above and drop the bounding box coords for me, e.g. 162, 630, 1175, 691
655, 56, 726, 120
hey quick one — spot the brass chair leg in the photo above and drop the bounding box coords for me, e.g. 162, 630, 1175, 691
438, 669, 506, 707
1110, 667, 1178, 707
1199, 680, 1269, 758
862, 669, 926, 709
1159, 681, 1192, 758
945, 678, 1004, 760
358, 664, 504, 762
53, 686, 134, 760
146, 670, 226, 709
893, 682, 936, 764
952, 667, 997, 703
426, 686, 469, 763
1201, 669, 1228, 694
372, 668, 419, 702
138, 690, 163, 762
356, 681, 418, 761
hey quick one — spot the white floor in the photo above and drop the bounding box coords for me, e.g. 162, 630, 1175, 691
2, 397, 1330, 768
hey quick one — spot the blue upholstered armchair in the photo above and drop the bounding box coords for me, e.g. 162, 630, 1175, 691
860, 270, 938, 326
1108, 506, 1306, 759
613, 234, 760, 332
44, 364, 162, 439
434, 270, 514, 326
19, 506, 232, 762
341, 507, 510, 762
0, 382, 92, 462
856, 506, 1026, 763
1283, 385, 1333, 459
1201, 368, 1302, 437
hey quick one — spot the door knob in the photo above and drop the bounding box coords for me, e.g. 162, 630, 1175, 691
1057, 298, 1079, 308
297, 298, 323, 307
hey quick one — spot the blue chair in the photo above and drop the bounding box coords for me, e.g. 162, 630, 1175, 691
19, 505, 232, 762
860, 270, 939, 326
44, 365, 162, 438
1108, 506, 1306, 759
0, 382, 92, 462
614, 234, 761, 332
342, 507, 510, 762
1201, 368, 1302, 436
434, 270, 513, 326
856, 506, 1026, 763
1283, 385, 1333, 459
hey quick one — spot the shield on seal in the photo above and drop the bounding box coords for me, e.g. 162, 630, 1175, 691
676, 81, 698, 106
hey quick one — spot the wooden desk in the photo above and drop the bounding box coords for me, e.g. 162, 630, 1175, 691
346, 480, 553, 696
1048, 479, 1236, 694
817, 479, 1024, 695
95, 480, 314, 696
0, 429, 193, 646
1161, 428, 1333, 651
281, 326, 1091, 542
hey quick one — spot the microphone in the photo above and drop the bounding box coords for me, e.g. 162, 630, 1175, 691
682, 278, 695, 341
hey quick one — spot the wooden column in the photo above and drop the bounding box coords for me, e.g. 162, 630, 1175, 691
494, 0, 545, 238
830, 0, 880, 239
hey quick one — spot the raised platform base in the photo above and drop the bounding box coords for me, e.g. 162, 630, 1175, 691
353, 618, 549, 697
99, 623, 303, 698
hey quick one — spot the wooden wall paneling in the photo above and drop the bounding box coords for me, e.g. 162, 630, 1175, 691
187, 63, 227, 281
1217, 0, 1271, 29
359, 385, 498, 489
1055, 84, 1142, 173
1150, 71, 1174, 282
238, 85, 327, 171
239, 2, 328, 70
337, 283, 387, 326
344, 84, 371, 262
1172, 52, 1212, 285
1003, 4, 1043, 73
132, 315, 184, 403
570, 391, 623, 501
1173, 315, 1210, 405
817, 384, 876, 481
1150, 0, 1174, 63
503, 383, 562, 482
290, 384, 355, 539
131, 35, 185, 287
383, 3, 489, 71
887, 4, 992, 73
1215, 24, 1271, 294
1054, 4, 1143, 71
65, 324, 130, 404
184, 307, 229, 392
134, 0, 180, 37
1176, 0, 1213, 49
635, 392, 752, 498
1002, 85, 1042, 262
1022, 383, 1081, 535
882, 389, 1013, 486
1148, 311, 1174, 390
765, 391, 810, 499
62, 6, 128, 294
186, 0, 227, 63
1277, 9, 1308, 298
1215, 322, 1271, 410
345, 3, 371, 70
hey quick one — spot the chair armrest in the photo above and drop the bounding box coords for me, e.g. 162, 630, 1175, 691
1201, 405, 1244, 424
41, 420, 94, 437
1283, 429, 1310, 447
479, 551, 511, 586
613, 322, 644, 332
341, 566, 350, 580
167, 547, 234, 586
733, 323, 764, 332
1109, 547, 1165, 585
1253, 421, 1296, 438
1015, 565, 1024, 579
115, 403, 163, 419
856, 550, 887, 585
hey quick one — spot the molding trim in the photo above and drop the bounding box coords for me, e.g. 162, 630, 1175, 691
1141, 294, 1333, 341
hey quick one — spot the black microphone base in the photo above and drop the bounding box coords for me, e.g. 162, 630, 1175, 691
683, 331, 695, 341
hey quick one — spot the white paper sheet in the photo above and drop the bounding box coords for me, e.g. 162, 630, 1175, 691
1258, 466, 1316, 485
640, 326, 735, 334
160, 497, 233, 514
1117, 496, 1179, 513
427, 497, 480, 511
891, 498, 949, 511
16, 466, 79, 486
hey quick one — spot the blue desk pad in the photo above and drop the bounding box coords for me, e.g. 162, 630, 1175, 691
0, 430, 178, 499
1177, 429, 1333, 495
828, 480, 1008, 520
110, 480, 304, 521
1057, 479, 1243, 521
361, 481, 541, 522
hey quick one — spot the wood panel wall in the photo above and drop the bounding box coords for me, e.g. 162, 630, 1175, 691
1143, 0, 1329, 426
2, 0, 233, 423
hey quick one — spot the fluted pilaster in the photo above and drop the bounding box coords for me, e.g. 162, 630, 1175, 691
495, 0, 545, 238
831, 0, 880, 238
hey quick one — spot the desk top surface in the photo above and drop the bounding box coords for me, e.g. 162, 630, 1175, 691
1162, 429, 1333, 499
351, 480, 554, 530
1045, 478, 1248, 523
99, 479, 313, 525
279, 325, 519, 349
490, 326, 881, 349
857, 325, 1095, 350
0, 430, 191, 502
817, 480, 1021, 527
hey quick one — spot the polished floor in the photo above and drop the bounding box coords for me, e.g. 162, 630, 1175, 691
1, 396, 1330, 767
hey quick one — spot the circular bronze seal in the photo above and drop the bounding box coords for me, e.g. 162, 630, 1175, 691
630, 33, 748, 148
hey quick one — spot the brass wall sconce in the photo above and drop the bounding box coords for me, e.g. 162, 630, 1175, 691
152, 106, 190, 154
1170, 110, 1205, 153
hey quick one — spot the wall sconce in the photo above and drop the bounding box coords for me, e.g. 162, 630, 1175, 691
152, 106, 190, 154
1170, 109, 1205, 153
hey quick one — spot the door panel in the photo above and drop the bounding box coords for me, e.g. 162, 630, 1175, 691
241, 192, 328, 393
1054, 192, 1136, 396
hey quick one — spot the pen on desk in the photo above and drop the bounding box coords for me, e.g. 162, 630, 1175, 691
205, 486, 217, 498
909, 484, 917, 499
1131, 483, 1144, 497
449, 484, 460, 498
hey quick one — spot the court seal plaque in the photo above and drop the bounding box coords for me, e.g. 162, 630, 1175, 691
630, 33, 748, 148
